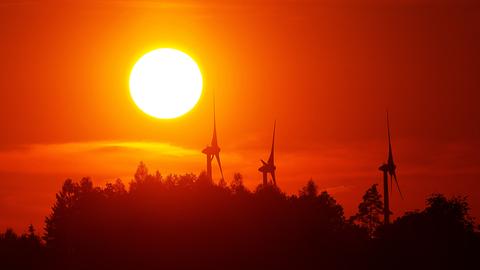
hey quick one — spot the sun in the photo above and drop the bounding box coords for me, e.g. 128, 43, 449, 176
129, 48, 203, 119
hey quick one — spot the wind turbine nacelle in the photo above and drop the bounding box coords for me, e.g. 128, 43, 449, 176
211, 145, 220, 153
202, 145, 220, 155
258, 163, 275, 173
379, 164, 389, 171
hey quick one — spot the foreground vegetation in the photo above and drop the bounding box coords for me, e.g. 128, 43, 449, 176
1, 163, 479, 270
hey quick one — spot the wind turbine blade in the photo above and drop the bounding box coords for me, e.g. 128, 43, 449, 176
271, 170, 276, 186
268, 121, 276, 165
387, 112, 395, 168
393, 173, 403, 200
211, 95, 218, 147
215, 154, 224, 180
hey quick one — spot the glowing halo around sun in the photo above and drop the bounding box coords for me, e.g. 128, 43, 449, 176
129, 48, 203, 119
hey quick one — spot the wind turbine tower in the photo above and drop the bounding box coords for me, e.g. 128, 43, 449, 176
379, 112, 403, 225
202, 99, 224, 182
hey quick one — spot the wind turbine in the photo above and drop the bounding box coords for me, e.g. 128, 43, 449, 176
379, 112, 403, 225
202, 97, 224, 182
259, 121, 277, 186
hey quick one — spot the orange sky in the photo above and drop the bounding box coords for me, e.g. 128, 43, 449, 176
1, 0, 480, 233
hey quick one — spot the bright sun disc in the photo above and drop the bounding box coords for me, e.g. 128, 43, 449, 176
129, 48, 203, 119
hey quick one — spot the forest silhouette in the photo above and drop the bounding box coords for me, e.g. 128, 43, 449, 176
1, 162, 479, 270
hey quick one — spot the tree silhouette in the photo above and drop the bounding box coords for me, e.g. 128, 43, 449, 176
0, 226, 44, 269
351, 184, 384, 237
230, 172, 248, 195
43, 178, 77, 251
299, 178, 318, 198
375, 194, 480, 270
104, 178, 127, 198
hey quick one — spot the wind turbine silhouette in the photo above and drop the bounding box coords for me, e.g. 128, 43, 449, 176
379, 112, 403, 225
202, 96, 224, 182
259, 121, 277, 186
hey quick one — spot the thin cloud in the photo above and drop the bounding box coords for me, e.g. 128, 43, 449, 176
99, 0, 204, 9
0, 141, 198, 175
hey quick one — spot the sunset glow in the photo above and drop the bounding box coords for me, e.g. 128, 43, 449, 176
1, 3, 480, 264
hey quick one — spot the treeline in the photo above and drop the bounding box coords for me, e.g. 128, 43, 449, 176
1, 162, 479, 270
